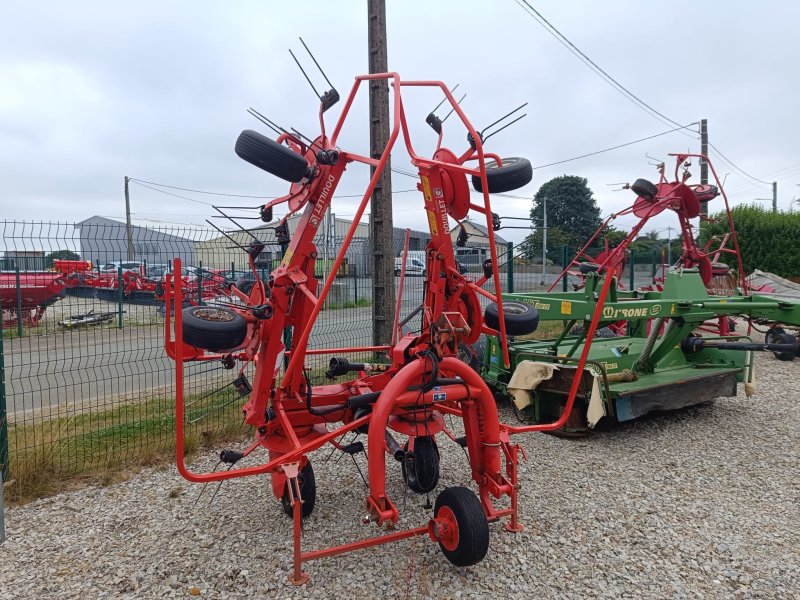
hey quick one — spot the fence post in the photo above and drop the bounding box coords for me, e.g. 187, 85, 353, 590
197, 260, 203, 306
506, 241, 514, 293
561, 246, 568, 292
15, 265, 22, 337
230, 261, 235, 281
279, 242, 291, 367
651, 249, 657, 282
0, 313, 8, 487
628, 252, 636, 290
353, 264, 358, 303
117, 265, 124, 329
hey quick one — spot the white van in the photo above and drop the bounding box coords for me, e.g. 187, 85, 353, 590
394, 254, 426, 276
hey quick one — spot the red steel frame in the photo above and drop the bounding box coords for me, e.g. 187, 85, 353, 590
549, 153, 748, 296
163, 73, 621, 584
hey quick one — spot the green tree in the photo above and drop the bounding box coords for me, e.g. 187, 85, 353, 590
603, 226, 628, 249
529, 175, 602, 251
45, 249, 80, 268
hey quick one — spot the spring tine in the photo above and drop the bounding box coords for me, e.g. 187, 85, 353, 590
208, 464, 235, 505
482, 113, 527, 143
480, 102, 528, 137
428, 83, 459, 116
194, 460, 222, 506
299, 37, 335, 91
184, 380, 235, 408
213, 206, 261, 242
289, 48, 321, 99
246, 108, 283, 136
204, 220, 250, 253
442, 93, 467, 123
189, 394, 246, 424
350, 454, 369, 488
248, 108, 300, 145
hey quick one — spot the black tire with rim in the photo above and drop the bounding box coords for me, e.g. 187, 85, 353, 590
182, 306, 247, 352
457, 338, 484, 373
765, 326, 785, 345
471, 157, 533, 194
433, 486, 490, 567
579, 262, 601, 274
631, 178, 658, 200
484, 301, 539, 336
281, 461, 316, 518
771, 331, 796, 362
235, 129, 309, 183
401, 436, 440, 494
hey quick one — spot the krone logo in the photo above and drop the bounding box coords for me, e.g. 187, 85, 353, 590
650, 304, 662, 316
603, 306, 616, 319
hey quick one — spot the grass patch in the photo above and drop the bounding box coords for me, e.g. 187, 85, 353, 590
325, 297, 371, 310
3, 386, 249, 504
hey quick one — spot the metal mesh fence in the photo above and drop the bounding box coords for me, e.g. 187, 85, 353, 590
0, 220, 669, 489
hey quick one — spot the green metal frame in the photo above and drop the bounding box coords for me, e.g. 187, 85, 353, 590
481, 268, 800, 429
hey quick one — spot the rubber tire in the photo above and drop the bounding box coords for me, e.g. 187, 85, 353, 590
484, 301, 539, 336
401, 436, 440, 494
434, 486, 490, 567
772, 331, 796, 362
281, 461, 316, 518
765, 326, 785, 345
471, 157, 533, 194
579, 262, 601, 274
631, 178, 658, 201
235, 130, 308, 183
571, 325, 617, 338
182, 306, 247, 352
458, 337, 485, 374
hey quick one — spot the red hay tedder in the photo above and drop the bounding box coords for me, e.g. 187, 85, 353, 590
160, 62, 599, 583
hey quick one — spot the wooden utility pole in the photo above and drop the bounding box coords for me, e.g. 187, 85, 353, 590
124, 176, 134, 260
368, 0, 395, 346
699, 119, 708, 217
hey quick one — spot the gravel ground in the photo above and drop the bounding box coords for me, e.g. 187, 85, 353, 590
1, 350, 798, 599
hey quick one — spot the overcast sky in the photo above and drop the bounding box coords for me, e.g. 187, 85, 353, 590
1, 1, 798, 244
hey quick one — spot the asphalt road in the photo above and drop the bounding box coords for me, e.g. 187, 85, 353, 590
3, 274, 657, 417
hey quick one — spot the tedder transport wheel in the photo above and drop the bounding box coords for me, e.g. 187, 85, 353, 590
281, 461, 316, 518
182, 306, 247, 352
457, 341, 482, 373
433, 486, 490, 567
631, 178, 658, 201
235, 130, 309, 183
402, 436, 440, 494
771, 330, 796, 362
484, 301, 539, 336
471, 157, 533, 194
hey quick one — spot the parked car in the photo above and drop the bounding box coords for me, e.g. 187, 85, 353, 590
145, 264, 171, 279
394, 256, 426, 276
99, 261, 143, 275
393, 256, 467, 276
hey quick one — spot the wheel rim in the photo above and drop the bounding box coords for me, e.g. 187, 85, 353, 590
434, 506, 460, 552
503, 302, 528, 315
192, 307, 234, 323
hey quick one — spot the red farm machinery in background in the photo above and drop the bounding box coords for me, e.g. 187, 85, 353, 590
550, 154, 748, 336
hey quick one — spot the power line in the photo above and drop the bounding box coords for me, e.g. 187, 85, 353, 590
514, 0, 692, 135
129, 180, 217, 206
533, 123, 698, 170
513, 0, 772, 186
128, 178, 271, 198
130, 177, 419, 206
707, 143, 771, 186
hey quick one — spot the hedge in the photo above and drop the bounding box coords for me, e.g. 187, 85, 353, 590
700, 205, 800, 278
